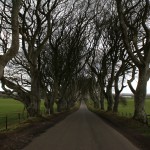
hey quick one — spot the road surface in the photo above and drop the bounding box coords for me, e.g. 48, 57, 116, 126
23, 102, 139, 150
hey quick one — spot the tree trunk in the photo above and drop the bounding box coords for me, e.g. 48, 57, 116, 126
50, 97, 55, 114
106, 87, 114, 111
100, 89, 105, 110
113, 93, 119, 112
57, 98, 63, 112
113, 62, 125, 113
0, 0, 22, 78
106, 65, 115, 111
94, 101, 99, 109
53, 80, 58, 110
66, 100, 70, 110
44, 95, 55, 115
57, 97, 67, 112
44, 95, 50, 115
133, 67, 147, 123
29, 68, 41, 117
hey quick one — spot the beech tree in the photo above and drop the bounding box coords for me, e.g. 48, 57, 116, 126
0, 0, 22, 79
1, 0, 66, 116
88, 3, 133, 112
115, 0, 150, 122
19, 0, 65, 116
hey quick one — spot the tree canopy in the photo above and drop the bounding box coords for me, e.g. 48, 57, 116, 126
0, 0, 150, 123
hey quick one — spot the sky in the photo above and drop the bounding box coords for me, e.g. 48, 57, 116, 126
122, 79, 150, 94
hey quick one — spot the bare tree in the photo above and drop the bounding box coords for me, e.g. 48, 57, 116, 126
0, 0, 22, 78
1, 0, 66, 117
115, 0, 150, 122
40, 0, 96, 112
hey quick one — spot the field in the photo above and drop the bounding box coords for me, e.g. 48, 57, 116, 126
0, 98, 25, 114
0, 98, 47, 114
86, 98, 150, 115
0, 98, 55, 130
118, 98, 150, 115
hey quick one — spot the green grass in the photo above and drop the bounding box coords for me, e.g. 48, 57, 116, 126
86, 98, 150, 115
0, 98, 57, 114
0, 98, 25, 130
0, 97, 78, 130
0, 98, 56, 130
118, 98, 150, 115
0, 98, 24, 114
118, 99, 134, 114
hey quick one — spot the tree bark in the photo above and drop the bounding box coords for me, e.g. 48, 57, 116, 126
94, 100, 99, 109
57, 98, 63, 112
50, 97, 55, 114
1, 76, 33, 116
0, 0, 22, 78
106, 88, 114, 111
113, 93, 119, 112
44, 94, 50, 115
115, 0, 149, 123
29, 67, 41, 117
53, 81, 59, 112
106, 79, 114, 111
100, 88, 105, 110
44, 95, 55, 115
133, 67, 147, 123
113, 61, 126, 112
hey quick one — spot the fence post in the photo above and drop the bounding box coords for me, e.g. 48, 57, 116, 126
6, 115, 8, 130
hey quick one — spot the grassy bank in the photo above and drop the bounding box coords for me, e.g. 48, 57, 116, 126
0, 98, 47, 130
0, 98, 80, 130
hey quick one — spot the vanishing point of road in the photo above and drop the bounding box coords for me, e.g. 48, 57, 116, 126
23, 102, 139, 150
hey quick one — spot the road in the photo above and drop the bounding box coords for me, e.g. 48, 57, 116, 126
23, 102, 139, 150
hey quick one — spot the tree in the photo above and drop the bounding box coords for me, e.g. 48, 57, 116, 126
1, 51, 32, 114
1, 0, 66, 117
18, 0, 67, 116
0, 0, 22, 78
40, 0, 96, 112
115, 0, 150, 123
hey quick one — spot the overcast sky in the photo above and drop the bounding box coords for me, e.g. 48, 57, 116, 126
122, 79, 150, 94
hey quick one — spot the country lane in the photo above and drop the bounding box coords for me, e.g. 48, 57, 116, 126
23, 101, 139, 150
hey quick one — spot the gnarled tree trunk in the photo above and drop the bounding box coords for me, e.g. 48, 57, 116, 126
113, 93, 119, 112
44, 95, 55, 115
100, 87, 105, 110
133, 67, 147, 123
29, 67, 41, 117
106, 79, 114, 111
0, 0, 22, 78
106, 87, 114, 111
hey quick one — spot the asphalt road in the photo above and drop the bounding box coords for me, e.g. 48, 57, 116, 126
23, 102, 139, 150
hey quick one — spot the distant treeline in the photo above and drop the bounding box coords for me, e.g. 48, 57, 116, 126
120, 94, 150, 99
